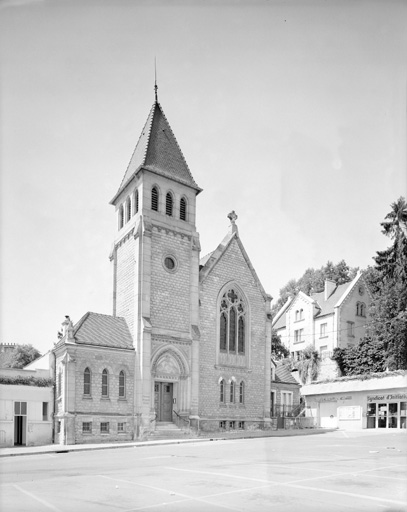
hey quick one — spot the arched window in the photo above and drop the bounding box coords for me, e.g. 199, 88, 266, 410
239, 381, 245, 404
220, 379, 225, 403
119, 370, 125, 398
360, 303, 366, 317
219, 288, 246, 355
84, 367, 91, 396
151, 186, 159, 211
134, 189, 139, 215
125, 197, 130, 222
180, 197, 187, 221
166, 192, 173, 216
230, 380, 235, 403
102, 369, 109, 397
118, 205, 124, 230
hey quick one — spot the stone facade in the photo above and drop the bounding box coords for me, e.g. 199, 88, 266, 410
54, 98, 273, 443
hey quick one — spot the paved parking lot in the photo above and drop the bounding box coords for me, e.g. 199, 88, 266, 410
1, 430, 406, 512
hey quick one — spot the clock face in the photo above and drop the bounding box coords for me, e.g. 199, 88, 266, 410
358, 285, 364, 296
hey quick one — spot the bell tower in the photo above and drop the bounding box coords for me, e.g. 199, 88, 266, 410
109, 90, 202, 436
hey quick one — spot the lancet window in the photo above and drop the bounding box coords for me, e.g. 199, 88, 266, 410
219, 288, 246, 355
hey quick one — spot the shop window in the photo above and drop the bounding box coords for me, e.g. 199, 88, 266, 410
229, 421, 235, 430
238, 421, 245, 430
219, 421, 226, 430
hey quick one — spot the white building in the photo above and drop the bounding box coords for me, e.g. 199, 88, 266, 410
0, 353, 54, 447
273, 272, 372, 379
301, 370, 407, 430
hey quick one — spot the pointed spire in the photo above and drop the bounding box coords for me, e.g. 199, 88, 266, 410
154, 58, 158, 103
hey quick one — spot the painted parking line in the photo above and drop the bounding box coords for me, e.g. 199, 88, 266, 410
164, 463, 407, 507
13, 484, 63, 512
100, 474, 241, 512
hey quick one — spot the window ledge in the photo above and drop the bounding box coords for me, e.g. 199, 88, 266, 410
101, 397, 110, 400
82, 395, 92, 400
118, 398, 127, 401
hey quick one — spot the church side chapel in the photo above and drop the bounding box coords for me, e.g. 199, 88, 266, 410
54, 88, 273, 443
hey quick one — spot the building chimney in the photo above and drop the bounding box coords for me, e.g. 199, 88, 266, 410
324, 279, 336, 300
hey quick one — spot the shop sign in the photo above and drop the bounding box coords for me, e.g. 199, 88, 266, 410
367, 393, 407, 403
338, 396, 352, 400
318, 397, 337, 402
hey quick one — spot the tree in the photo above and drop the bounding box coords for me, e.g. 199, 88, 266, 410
271, 329, 289, 360
294, 345, 320, 384
2, 344, 41, 369
369, 197, 407, 370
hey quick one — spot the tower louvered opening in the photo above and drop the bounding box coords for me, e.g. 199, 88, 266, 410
166, 192, 173, 216
151, 187, 159, 211
180, 197, 187, 221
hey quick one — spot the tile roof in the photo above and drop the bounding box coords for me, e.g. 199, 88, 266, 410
55, 312, 134, 350
275, 362, 299, 385
311, 282, 350, 316
112, 102, 201, 202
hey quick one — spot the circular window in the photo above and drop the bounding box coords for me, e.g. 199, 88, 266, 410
162, 255, 178, 273
164, 257, 175, 270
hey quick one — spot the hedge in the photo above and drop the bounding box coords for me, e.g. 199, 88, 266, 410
0, 375, 53, 387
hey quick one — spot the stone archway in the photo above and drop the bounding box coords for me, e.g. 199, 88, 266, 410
151, 346, 190, 419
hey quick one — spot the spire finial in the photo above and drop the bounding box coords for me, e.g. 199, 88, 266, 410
154, 58, 158, 103
227, 210, 238, 234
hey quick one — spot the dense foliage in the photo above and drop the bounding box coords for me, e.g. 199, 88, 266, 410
271, 329, 290, 360
332, 197, 407, 374
271, 260, 358, 316
293, 345, 320, 384
0, 344, 41, 369
0, 375, 52, 387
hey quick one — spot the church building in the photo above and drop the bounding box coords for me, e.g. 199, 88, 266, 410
53, 91, 273, 443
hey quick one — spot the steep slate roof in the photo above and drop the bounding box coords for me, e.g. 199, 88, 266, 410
55, 312, 134, 350
275, 362, 300, 385
311, 282, 350, 317
111, 102, 201, 203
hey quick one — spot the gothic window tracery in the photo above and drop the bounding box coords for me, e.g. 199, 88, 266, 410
219, 288, 246, 355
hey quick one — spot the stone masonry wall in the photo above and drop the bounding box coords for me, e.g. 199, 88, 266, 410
199, 238, 269, 430
115, 236, 135, 336
150, 227, 191, 333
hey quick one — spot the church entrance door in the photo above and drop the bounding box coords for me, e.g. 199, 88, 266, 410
154, 382, 173, 422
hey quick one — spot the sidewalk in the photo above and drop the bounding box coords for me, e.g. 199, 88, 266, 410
0, 428, 333, 458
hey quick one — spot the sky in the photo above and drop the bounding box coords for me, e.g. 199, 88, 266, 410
1, 0, 406, 355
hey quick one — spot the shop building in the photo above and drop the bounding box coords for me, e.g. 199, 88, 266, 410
301, 370, 407, 430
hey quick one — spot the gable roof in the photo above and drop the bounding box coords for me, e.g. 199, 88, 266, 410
54, 312, 134, 351
271, 271, 369, 328
199, 230, 269, 301
274, 361, 300, 385
111, 102, 201, 203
